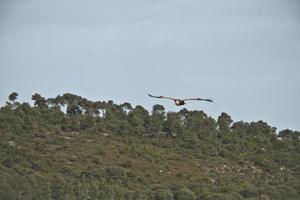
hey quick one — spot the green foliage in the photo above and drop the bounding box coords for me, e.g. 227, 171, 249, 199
129, 105, 150, 135
32, 93, 48, 109
217, 112, 233, 134
173, 187, 196, 200
150, 104, 166, 135
8, 92, 18, 102
152, 188, 174, 200
0, 93, 299, 199
164, 112, 183, 137
205, 192, 244, 200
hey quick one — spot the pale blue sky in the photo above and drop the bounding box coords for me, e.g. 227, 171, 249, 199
1, 0, 300, 131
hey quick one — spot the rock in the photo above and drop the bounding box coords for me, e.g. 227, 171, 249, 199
8, 141, 16, 147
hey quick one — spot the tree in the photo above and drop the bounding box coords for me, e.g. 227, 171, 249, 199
152, 104, 165, 113
164, 112, 183, 137
32, 93, 48, 109
8, 92, 18, 102
249, 120, 273, 136
183, 110, 216, 139
184, 110, 208, 131
128, 105, 150, 135
231, 121, 250, 136
150, 104, 166, 135
120, 102, 132, 115
60, 93, 83, 115
279, 129, 300, 141
6, 92, 20, 109
217, 112, 233, 134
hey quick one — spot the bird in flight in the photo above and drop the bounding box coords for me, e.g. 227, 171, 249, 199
148, 93, 213, 106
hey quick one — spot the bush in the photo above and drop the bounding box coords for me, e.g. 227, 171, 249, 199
259, 185, 299, 200
240, 184, 259, 198
106, 166, 128, 182
205, 192, 244, 200
174, 188, 196, 200
153, 188, 174, 200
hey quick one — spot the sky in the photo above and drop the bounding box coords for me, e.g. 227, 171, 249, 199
0, 0, 300, 131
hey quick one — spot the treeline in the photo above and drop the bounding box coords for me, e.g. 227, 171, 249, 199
2, 92, 299, 138
0, 92, 299, 200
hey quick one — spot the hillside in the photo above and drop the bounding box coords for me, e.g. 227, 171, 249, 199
0, 93, 299, 200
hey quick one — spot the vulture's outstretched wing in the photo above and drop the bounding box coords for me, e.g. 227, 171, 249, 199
183, 98, 213, 102
148, 93, 175, 101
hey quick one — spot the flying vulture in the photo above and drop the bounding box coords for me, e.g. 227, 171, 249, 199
148, 93, 213, 106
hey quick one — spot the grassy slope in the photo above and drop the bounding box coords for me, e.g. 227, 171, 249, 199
0, 129, 299, 199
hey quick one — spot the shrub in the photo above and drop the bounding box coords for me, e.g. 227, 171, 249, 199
205, 192, 243, 200
239, 184, 259, 198
174, 188, 196, 200
153, 188, 174, 200
106, 166, 128, 182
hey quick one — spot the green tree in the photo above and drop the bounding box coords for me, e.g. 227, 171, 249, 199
32, 93, 48, 109
150, 104, 166, 135
183, 110, 216, 140
6, 92, 20, 109
231, 121, 250, 136
279, 129, 300, 141
217, 112, 233, 134
8, 92, 18, 102
128, 105, 150, 135
120, 102, 132, 115
249, 120, 273, 136
164, 112, 183, 137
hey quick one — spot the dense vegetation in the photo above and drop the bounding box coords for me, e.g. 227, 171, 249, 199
0, 92, 299, 200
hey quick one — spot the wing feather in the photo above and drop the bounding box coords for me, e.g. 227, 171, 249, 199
148, 93, 175, 101
183, 98, 213, 102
